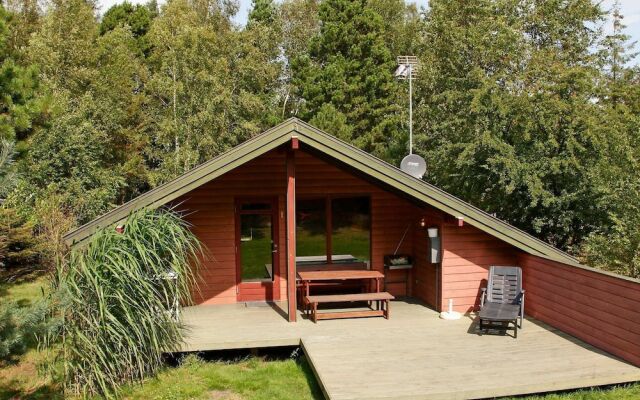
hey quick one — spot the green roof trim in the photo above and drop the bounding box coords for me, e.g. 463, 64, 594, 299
63, 118, 579, 266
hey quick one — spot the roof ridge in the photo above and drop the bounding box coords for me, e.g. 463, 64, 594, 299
64, 117, 579, 267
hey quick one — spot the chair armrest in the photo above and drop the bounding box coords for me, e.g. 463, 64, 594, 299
518, 290, 525, 303
480, 287, 487, 308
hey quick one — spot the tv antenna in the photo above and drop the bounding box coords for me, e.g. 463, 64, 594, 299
395, 56, 426, 179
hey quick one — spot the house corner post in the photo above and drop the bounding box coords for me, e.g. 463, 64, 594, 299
286, 142, 297, 322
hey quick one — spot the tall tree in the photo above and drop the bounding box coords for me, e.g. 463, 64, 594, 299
278, 0, 319, 118
292, 0, 402, 160
3, 0, 41, 60
144, 0, 280, 184
26, 0, 99, 96
367, 0, 421, 56
247, 0, 277, 26
0, 4, 43, 147
414, 0, 609, 250
13, 0, 144, 224
580, 2, 640, 276
100, 2, 153, 37
100, 2, 155, 55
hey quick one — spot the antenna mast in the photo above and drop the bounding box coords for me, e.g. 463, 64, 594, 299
395, 56, 418, 154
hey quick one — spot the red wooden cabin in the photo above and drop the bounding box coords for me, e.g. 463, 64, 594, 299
65, 119, 640, 368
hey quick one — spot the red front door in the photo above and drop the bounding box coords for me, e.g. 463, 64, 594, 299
235, 198, 280, 302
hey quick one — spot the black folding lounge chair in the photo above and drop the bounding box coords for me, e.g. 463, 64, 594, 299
478, 266, 525, 338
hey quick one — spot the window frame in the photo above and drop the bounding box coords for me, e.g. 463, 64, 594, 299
295, 194, 372, 265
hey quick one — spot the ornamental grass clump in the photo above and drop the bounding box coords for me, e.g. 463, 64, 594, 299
58, 208, 202, 397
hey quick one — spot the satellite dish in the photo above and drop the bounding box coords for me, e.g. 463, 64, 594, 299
400, 154, 426, 179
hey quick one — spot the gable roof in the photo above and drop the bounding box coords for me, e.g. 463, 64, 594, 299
64, 118, 580, 266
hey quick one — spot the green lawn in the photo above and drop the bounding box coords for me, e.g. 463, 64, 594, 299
117, 354, 323, 400
504, 384, 640, 400
1, 277, 639, 400
0, 276, 61, 400
0, 276, 48, 307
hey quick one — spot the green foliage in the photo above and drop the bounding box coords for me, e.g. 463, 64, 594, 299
16, 0, 147, 225
13, 95, 125, 224
100, 2, 153, 38
581, 127, 640, 278
367, 0, 420, 56
278, 0, 319, 118
56, 207, 202, 397
100, 1, 154, 55
413, 0, 622, 249
248, 0, 277, 26
3, 0, 41, 60
0, 139, 15, 196
0, 297, 51, 362
26, 0, 98, 95
0, 4, 43, 145
309, 103, 353, 142
0, 206, 37, 270
582, 215, 640, 279
293, 0, 402, 159
0, 0, 637, 280
578, 3, 640, 277
144, 0, 280, 183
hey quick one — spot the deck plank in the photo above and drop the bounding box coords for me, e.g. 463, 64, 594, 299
180, 301, 640, 400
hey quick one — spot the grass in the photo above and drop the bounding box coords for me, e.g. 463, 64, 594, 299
0, 347, 61, 400
1, 277, 639, 400
117, 353, 323, 400
505, 383, 640, 399
0, 275, 62, 400
0, 276, 48, 307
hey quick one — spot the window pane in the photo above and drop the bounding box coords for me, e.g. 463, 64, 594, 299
240, 214, 273, 281
296, 198, 327, 264
331, 197, 370, 265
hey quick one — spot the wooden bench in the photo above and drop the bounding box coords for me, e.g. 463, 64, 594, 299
305, 292, 394, 323
296, 263, 369, 305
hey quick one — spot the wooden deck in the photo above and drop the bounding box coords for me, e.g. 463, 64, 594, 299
180, 300, 640, 400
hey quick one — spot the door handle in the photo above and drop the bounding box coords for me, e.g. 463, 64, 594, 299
272, 243, 278, 253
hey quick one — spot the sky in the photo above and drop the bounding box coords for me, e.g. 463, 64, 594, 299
95, 0, 640, 60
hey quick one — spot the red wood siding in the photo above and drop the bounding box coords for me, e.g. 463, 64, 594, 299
411, 210, 444, 309
519, 253, 640, 367
176, 147, 428, 304
176, 151, 287, 305
174, 145, 640, 369
441, 223, 519, 313
176, 145, 521, 310
295, 151, 423, 297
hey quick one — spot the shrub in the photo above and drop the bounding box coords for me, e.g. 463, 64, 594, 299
56, 207, 202, 397
32, 193, 76, 271
0, 299, 52, 362
0, 206, 38, 272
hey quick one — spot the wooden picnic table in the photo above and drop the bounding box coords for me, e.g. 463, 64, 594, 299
297, 269, 384, 295
297, 269, 390, 321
